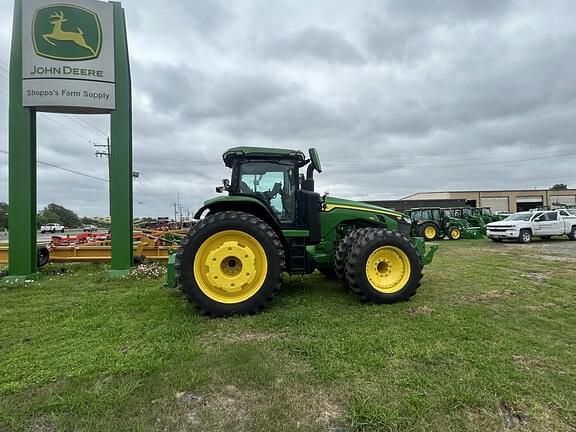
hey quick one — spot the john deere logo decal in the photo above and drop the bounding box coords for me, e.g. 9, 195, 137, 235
32, 4, 102, 61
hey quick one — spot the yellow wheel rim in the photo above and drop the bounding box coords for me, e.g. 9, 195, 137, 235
424, 226, 436, 240
365, 246, 411, 293
193, 230, 268, 304
450, 228, 461, 240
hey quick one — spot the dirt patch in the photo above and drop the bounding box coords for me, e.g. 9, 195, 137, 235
407, 306, 434, 316
174, 384, 343, 430
223, 332, 280, 343
512, 355, 568, 375
198, 330, 282, 349
522, 303, 561, 311
499, 402, 526, 429
458, 290, 517, 304
27, 417, 57, 432
521, 272, 551, 283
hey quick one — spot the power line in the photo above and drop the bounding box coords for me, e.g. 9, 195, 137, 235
0, 149, 108, 183
137, 172, 180, 203
325, 150, 576, 170
38, 114, 92, 142
71, 116, 108, 138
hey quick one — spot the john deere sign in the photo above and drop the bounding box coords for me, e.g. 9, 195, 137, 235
32, 5, 102, 61
22, 0, 115, 112
8, 0, 133, 281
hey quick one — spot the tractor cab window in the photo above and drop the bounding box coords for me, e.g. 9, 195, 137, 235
482, 208, 492, 216
238, 162, 296, 223
431, 209, 441, 221
421, 209, 432, 220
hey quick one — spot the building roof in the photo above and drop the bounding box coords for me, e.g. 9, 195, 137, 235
402, 188, 576, 199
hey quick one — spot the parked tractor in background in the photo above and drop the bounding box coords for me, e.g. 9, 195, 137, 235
174, 147, 437, 316
407, 207, 481, 241
452, 207, 486, 234
480, 207, 508, 223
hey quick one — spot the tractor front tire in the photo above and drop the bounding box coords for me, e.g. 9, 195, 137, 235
419, 222, 438, 241
345, 229, 422, 303
447, 226, 462, 240
333, 228, 372, 283
176, 211, 284, 316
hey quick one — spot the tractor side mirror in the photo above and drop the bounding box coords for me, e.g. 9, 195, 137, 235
216, 179, 230, 193
309, 148, 322, 173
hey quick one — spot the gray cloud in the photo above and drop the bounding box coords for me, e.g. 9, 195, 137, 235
261, 27, 365, 64
1, 0, 575, 218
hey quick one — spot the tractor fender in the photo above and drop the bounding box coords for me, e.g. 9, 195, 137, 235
194, 196, 284, 240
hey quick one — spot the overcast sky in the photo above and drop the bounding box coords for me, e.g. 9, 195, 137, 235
1, 0, 575, 218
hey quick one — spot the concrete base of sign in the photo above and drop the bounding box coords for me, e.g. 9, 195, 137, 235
3, 273, 39, 284
106, 269, 131, 279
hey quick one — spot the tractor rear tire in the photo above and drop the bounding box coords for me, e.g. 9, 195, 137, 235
345, 229, 422, 303
419, 222, 438, 241
175, 211, 285, 316
334, 228, 372, 284
37, 246, 49, 268
447, 226, 462, 240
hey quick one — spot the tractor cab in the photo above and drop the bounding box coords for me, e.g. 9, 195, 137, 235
208, 147, 323, 244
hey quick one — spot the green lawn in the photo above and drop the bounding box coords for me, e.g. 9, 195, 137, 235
1, 239, 575, 431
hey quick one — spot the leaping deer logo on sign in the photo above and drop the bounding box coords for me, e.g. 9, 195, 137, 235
43, 11, 97, 56
32, 4, 102, 61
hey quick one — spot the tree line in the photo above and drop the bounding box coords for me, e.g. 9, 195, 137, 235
0, 202, 107, 230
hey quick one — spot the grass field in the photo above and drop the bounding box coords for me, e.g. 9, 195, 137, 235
1, 239, 575, 431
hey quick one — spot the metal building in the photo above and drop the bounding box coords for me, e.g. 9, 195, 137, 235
402, 189, 576, 212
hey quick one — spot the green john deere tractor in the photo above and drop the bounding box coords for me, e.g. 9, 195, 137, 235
453, 207, 486, 234
174, 147, 437, 316
406, 207, 479, 241
479, 207, 507, 223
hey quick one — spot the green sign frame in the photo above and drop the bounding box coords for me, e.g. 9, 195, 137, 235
7, 0, 133, 281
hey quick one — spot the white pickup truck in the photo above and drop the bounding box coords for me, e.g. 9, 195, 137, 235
40, 223, 65, 233
486, 209, 576, 243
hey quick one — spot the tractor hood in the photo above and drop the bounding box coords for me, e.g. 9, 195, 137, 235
323, 196, 407, 219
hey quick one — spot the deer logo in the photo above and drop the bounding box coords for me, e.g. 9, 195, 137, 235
43, 11, 96, 56
32, 5, 102, 61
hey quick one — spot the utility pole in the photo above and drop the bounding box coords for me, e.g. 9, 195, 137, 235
94, 138, 111, 216
94, 137, 111, 167
177, 192, 182, 225
173, 201, 178, 223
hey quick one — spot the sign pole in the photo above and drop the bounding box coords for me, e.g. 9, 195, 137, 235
108, 1, 132, 276
7, 0, 38, 281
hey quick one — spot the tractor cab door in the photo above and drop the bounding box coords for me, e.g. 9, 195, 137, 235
237, 161, 297, 224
